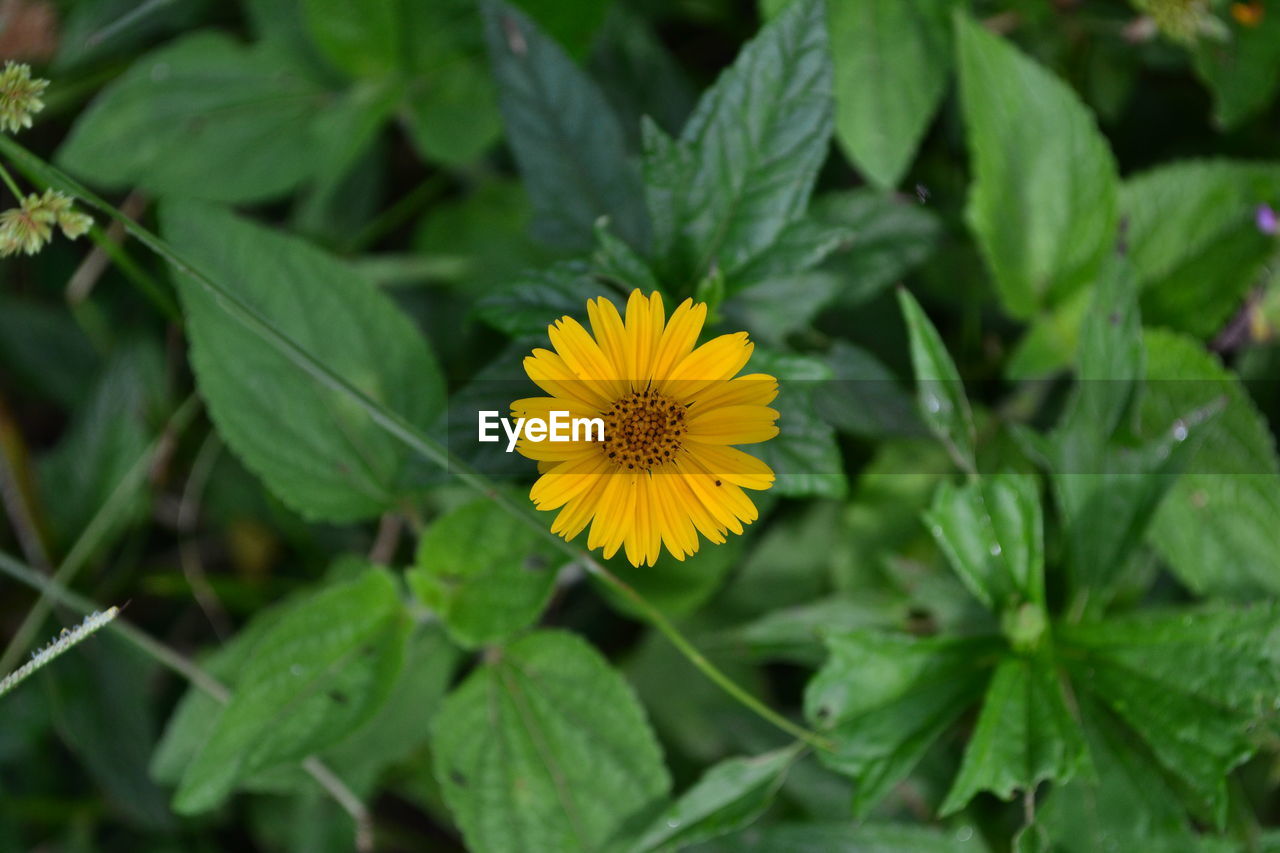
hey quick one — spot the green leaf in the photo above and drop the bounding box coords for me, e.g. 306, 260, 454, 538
828, 0, 953, 189
162, 201, 444, 522
1059, 255, 1143, 441
414, 179, 552, 292
898, 288, 976, 472
1193, 13, 1280, 130
0, 297, 97, 407
1038, 695, 1202, 853
629, 745, 802, 852
476, 262, 623, 338
407, 500, 561, 647
401, 57, 503, 167
655, 0, 833, 284
728, 217, 853, 293
1044, 398, 1221, 612
590, 5, 696, 139
1141, 329, 1280, 596
592, 220, 663, 294
812, 189, 943, 306
314, 626, 459, 794
432, 631, 670, 853
599, 534, 743, 618
805, 631, 1001, 816
510, 0, 610, 58
38, 341, 167, 548
174, 569, 408, 814
720, 595, 905, 667
925, 473, 1045, 613
58, 32, 330, 202
940, 655, 1089, 815
1121, 160, 1280, 337
750, 351, 847, 498
301, 0, 401, 77
44, 635, 173, 830
695, 821, 987, 852
1058, 605, 1280, 826
954, 13, 1119, 317
482, 0, 650, 251
812, 342, 922, 439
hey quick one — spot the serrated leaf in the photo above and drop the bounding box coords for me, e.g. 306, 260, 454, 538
1141, 329, 1280, 596
805, 631, 1001, 816
954, 13, 1118, 317
162, 201, 444, 523
813, 189, 943, 306
898, 288, 976, 472
1058, 605, 1280, 826
940, 655, 1089, 815
407, 500, 560, 647
925, 472, 1044, 613
476, 262, 624, 338
58, 32, 330, 202
482, 0, 650, 251
432, 631, 670, 853
592, 221, 663, 294
729, 217, 853, 293
630, 745, 801, 852
174, 569, 407, 814
656, 0, 833, 285
1038, 694, 1201, 853
1122, 160, 1280, 338
827, 0, 953, 189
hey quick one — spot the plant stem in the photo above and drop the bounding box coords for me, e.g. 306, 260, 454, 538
0, 136, 832, 752
0, 160, 24, 200
0, 395, 200, 674
0, 549, 373, 851
590, 561, 833, 750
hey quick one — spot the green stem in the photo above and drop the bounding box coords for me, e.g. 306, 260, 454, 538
81, 223, 181, 320
0, 548, 374, 851
0, 395, 200, 673
592, 562, 833, 750
0, 160, 24, 201
0, 548, 226, 700
0, 137, 831, 751
343, 174, 450, 254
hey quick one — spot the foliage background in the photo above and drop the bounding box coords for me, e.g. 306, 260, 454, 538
2, 0, 1280, 851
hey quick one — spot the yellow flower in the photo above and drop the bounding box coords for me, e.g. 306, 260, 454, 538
514, 290, 779, 567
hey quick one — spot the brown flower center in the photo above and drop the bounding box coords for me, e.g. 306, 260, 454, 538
602, 388, 687, 470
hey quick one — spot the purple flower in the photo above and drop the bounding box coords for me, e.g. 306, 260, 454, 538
1256, 204, 1278, 235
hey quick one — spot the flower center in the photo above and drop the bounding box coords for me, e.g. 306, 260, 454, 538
602, 388, 687, 470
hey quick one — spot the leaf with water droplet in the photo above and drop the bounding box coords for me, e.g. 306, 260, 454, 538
898, 288, 976, 473
924, 472, 1045, 617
